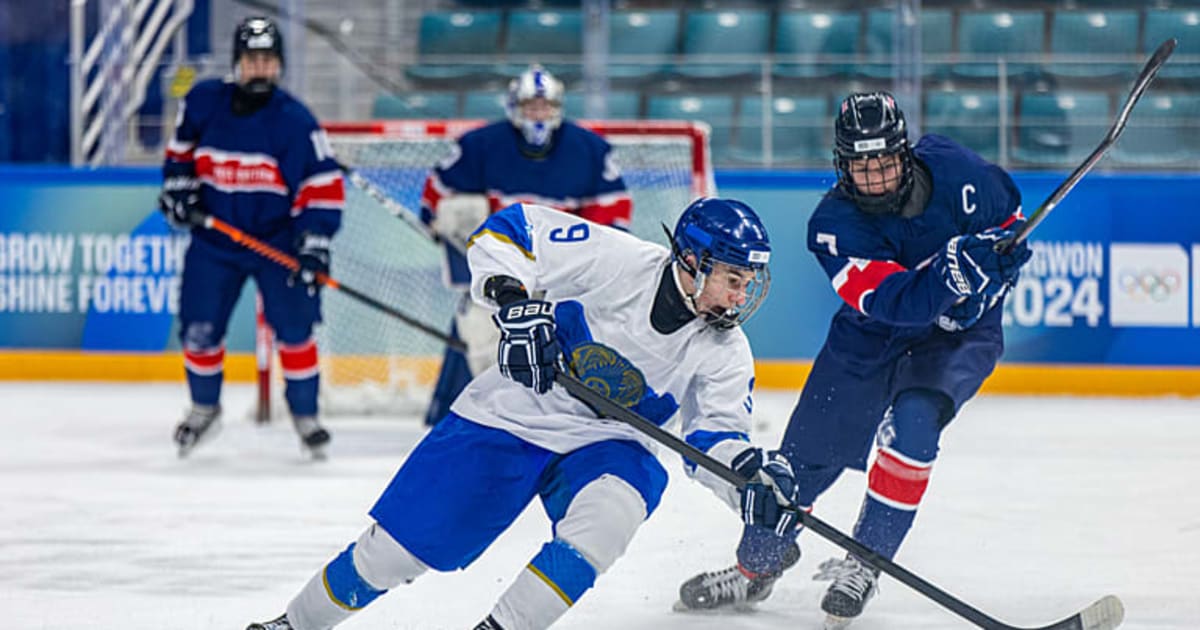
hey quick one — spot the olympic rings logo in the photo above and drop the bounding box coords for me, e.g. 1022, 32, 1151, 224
1117, 268, 1183, 302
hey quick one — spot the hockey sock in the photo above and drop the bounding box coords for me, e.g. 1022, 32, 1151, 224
735, 459, 838, 576
183, 345, 224, 406
853, 389, 942, 558
279, 338, 319, 416
490, 539, 597, 630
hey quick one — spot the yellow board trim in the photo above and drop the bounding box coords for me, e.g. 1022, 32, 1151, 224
754, 359, 1200, 397
0, 352, 1197, 396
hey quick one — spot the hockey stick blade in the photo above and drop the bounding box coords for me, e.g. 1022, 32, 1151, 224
197, 214, 465, 352
553, 369, 1126, 630
1009, 38, 1176, 250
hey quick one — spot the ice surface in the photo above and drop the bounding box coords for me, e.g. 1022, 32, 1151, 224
3, 382, 1197, 629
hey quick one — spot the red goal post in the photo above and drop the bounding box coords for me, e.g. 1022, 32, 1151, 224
255, 119, 716, 420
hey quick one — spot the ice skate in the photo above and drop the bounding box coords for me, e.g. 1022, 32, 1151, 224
293, 415, 330, 459
246, 613, 292, 630
674, 542, 800, 612
472, 614, 505, 629
174, 404, 222, 457
814, 555, 879, 629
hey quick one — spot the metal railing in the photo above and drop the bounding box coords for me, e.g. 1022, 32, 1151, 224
69, 0, 193, 166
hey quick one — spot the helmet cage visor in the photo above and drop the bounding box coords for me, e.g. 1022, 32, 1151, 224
687, 255, 772, 329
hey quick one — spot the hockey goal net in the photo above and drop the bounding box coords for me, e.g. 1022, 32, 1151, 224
257, 119, 714, 419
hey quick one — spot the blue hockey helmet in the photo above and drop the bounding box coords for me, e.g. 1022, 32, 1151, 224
233, 17, 285, 68
833, 91, 914, 214
670, 197, 772, 328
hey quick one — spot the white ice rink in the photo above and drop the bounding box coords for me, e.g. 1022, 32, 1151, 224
4, 382, 1198, 630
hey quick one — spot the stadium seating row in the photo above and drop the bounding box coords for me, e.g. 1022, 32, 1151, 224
409, 7, 1200, 83
373, 89, 1200, 168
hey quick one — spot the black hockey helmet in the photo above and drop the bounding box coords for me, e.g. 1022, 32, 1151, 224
833, 91, 914, 214
232, 16, 284, 68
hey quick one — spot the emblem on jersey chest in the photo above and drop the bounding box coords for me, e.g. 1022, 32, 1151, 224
569, 342, 647, 409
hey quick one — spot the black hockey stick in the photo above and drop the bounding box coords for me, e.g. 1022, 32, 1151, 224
196, 214, 466, 353
1005, 38, 1176, 251
553, 369, 1125, 630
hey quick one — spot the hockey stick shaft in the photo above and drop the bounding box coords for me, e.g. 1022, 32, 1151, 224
337, 162, 469, 256
197, 215, 466, 353
1008, 38, 1176, 250
553, 369, 1124, 630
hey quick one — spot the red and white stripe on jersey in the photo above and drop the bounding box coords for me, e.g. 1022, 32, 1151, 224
165, 138, 197, 163
278, 338, 319, 381
291, 170, 345, 215
831, 257, 908, 313
420, 173, 453, 214
184, 345, 225, 377
866, 446, 934, 511
578, 191, 633, 229
195, 148, 288, 195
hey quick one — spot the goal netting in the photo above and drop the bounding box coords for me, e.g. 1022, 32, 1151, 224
257, 119, 714, 419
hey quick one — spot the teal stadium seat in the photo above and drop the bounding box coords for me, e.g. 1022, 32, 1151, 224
608, 10, 680, 81
1049, 11, 1140, 80
924, 90, 1011, 163
1144, 10, 1200, 80
407, 11, 502, 82
735, 95, 828, 165
955, 11, 1046, 79
505, 10, 583, 81
677, 11, 770, 80
647, 94, 735, 164
1112, 94, 1200, 166
372, 92, 459, 119
1015, 91, 1111, 167
563, 91, 641, 119
774, 11, 862, 79
863, 9, 953, 79
462, 91, 508, 119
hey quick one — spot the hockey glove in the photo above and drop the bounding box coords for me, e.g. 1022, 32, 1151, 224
494, 299, 562, 394
732, 447, 802, 536
936, 293, 987, 332
288, 232, 332, 296
158, 176, 205, 229
934, 228, 1032, 300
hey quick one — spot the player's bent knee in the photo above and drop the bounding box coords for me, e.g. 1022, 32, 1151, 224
350, 522, 430, 591
554, 475, 647, 573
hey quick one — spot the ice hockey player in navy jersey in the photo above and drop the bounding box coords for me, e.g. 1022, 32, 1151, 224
160, 17, 344, 459
675, 92, 1032, 628
245, 198, 803, 630
417, 64, 633, 427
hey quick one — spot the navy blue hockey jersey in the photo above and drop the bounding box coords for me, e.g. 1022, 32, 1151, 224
420, 120, 632, 229
807, 135, 1024, 342
163, 79, 344, 248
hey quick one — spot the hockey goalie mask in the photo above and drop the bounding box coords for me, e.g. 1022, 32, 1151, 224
670, 198, 772, 329
506, 65, 565, 157
834, 91, 914, 215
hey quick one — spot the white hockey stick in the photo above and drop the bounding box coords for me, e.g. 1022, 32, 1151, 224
337, 162, 468, 256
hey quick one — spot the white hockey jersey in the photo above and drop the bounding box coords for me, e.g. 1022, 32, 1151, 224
451, 203, 758, 503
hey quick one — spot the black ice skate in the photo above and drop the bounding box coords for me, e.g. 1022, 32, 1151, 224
814, 555, 880, 629
674, 542, 800, 612
472, 614, 505, 629
293, 415, 330, 459
174, 404, 222, 457
246, 613, 292, 630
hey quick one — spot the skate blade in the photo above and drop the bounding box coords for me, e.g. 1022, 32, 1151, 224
672, 599, 758, 614
303, 443, 329, 461
823, 614, 854, 630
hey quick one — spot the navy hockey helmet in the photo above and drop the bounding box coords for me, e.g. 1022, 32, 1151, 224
232, 16, 285, 68
833, 91, 914, 214
670, 197, 772, 328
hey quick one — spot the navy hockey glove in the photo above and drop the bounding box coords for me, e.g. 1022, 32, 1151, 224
732, 447, 801, 536
935, 228, 1032, 300
288, 232, 332, 296
158, 177, 204, 229
494, 299, 562, 394
936, 293, 987, 332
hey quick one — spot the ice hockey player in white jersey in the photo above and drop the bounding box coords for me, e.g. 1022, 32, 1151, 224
246, 198, 802, 630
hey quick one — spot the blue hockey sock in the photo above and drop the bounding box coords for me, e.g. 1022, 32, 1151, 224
736, 523, 799, 576
323, 543, 387, 610
528, 539, 597, 606
185, 371, 222, 407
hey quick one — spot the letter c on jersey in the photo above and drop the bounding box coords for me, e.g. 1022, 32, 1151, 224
961, 184, 977, 215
